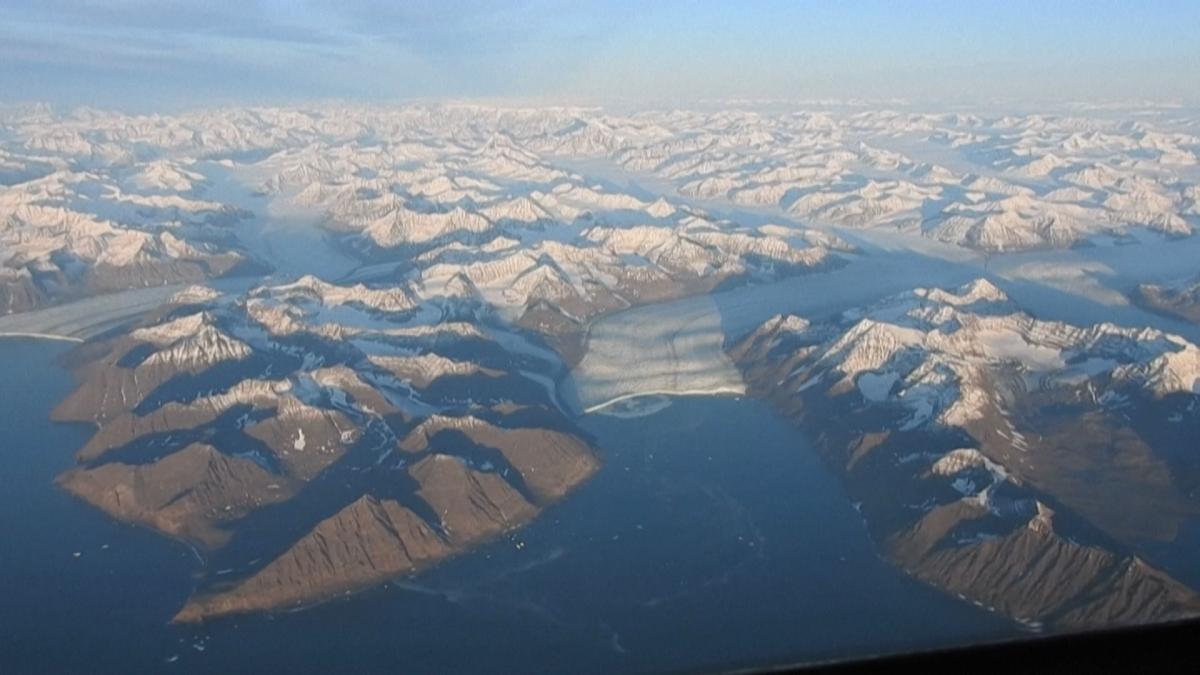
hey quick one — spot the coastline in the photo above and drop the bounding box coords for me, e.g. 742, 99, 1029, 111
582, 387, 746, 415
0, 332, 84, 343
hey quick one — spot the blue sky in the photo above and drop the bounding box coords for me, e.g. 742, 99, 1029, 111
1, 1, 1197, 110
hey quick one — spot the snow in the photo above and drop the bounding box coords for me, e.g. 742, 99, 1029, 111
1119, 343, 1200, 396
571, 294, 746, 413
932, 448, 1010, 482
973, 328, 1065, 370
368, 353, 490, 386
140, 320, 252, 370
131, 312, 212, 345
170, 285, 222, 305
259, 275, 418, 314
2, 102, 1197, 447
744, 272, 1200, 439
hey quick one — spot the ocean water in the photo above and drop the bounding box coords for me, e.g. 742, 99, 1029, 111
0, 339, 1017, 674
0, 339, 198, 673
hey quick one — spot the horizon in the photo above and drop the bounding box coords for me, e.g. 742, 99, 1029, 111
2, 1, 1198, 111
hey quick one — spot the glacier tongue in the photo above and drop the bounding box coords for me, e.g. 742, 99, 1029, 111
570, 294, 745, 413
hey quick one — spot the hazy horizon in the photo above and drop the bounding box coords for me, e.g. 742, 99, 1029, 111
2, 0, 1198, 111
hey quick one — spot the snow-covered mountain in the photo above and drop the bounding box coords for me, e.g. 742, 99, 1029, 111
4, 102, 1196, 317
731, 279, 1200, 630
54, 269, 599, 622
0, 156, 255, 312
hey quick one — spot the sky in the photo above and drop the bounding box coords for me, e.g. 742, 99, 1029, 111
1, 0, 1197, 110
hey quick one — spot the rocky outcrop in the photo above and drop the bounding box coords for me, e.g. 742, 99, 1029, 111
58, 443, 290, 548
243, 399, 357, 481
75, 378, 284, 461
367, 353, 503, 389
47, 262, 600, 625
0, 270, 44, 314
171, 412, 597, 623
1135, 276, 1200, 324
173, 496, 450, 622
53, 313, 252, 424
409, 454, 538, 545
172, 453, 543, 623
888, 501, 1200, 627
730, 280, 1200, 631
400, 415, 599, 502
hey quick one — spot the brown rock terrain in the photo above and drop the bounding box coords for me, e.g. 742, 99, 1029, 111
59, 443, 291, 548
399, 415, 600, 502
243, 399, 358, 482
0, 273, 44, 314
52, 315, 252, 424
169, 412, 597, 622
961, 386, 1198, 544
730, 312, 1200, 631
173, 496, 450, 622
172, 450, 564, 622
74, 379, 282, 461
367, 353, 503, 389
311, 365, 401, 416
52, 341, 177, 424
887, 500, 1200, 627
410, 453, 538, 544
1134, 278, 1200, 324
50, 298, 600, 625
515, 301, 587, 367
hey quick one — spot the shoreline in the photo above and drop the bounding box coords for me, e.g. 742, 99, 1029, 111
582, 386, 746, 414
0, 332, 85, 343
